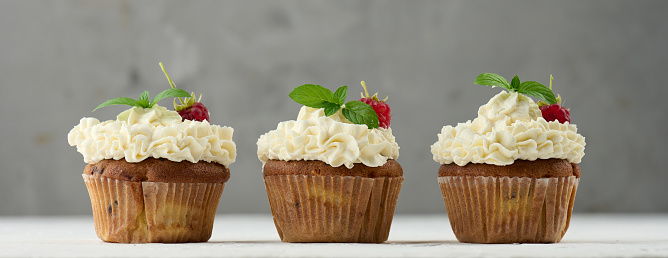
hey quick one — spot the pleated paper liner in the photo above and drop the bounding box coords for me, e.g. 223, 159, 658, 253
438, 175, 579, 243
264, 175, 403, 243
82, 174, 225, 243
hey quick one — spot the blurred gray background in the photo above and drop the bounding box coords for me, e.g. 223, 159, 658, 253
1, 0, 667, 216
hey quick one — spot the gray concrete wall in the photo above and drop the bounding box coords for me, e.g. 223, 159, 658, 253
1, 0, 667, 215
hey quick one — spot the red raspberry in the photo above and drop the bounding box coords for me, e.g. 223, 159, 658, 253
177, 102, 209, 122
539, 103, 570, 124
359, 81, 391, 129
160, 63, 210, 122
360, 98, 391, 129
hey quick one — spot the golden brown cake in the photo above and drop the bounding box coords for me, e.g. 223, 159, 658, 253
263, 160, 403, 243
438, 159, 580, 178
437, 159, 580, 243
263, 159, 402, 178
85, 158, 230, 183
82, 159, 231, 243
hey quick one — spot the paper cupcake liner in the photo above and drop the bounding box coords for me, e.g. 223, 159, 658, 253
438, 175, 579, 243
264, 175, 403, 243
83, 175, 225, 243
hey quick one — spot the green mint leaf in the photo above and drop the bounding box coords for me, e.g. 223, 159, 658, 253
510, 75, 520, 91
289, 84, 339, 108
139, 91, 149, 102
474, 73, 511, 90
333, 85, 347, 106
93, 97, 140, 112
518, 81, 558, 104
323, 102, 342, 116
149, 89, 191, 108
136, 91, 150, 107
342, 101, 379, 129
137, 100, 149, 107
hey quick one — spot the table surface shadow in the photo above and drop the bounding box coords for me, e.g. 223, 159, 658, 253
1, 214, 667, 258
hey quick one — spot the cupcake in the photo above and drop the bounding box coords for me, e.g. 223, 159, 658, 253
257, 82, 402, 243
431, 73, 585, 243
68, 63, 236, 243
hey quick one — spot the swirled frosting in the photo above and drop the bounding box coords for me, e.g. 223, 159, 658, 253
257, 106, 399, 168
68, 105, 236, 166
431, 91, 585, 166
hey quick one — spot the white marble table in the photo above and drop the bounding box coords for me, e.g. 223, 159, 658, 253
1, 214, 666, 257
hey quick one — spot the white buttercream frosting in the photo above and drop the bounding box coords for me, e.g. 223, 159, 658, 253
257, 106, 399, 168
68, 105, 236, 166
431, 91, 585, 166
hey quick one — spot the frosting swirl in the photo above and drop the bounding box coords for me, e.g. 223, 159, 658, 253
68, 105, 236, 166
257, 106, 399, 168
431, 91, 585, 166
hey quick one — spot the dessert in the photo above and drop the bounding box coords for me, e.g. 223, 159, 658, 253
68, 63, 236, 243
431, 73, 585, 243
257, 82, 403, 243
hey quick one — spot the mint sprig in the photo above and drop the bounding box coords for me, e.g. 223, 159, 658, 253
474, 73, 557, 104
341, 100, 379, 129
510, 75, 520, 90
333, 85, 347, 106
137, 91, 149, 107
474, 73, 511, 90
93, 88, 191, 112
289, 84, 342, 115
289, 84, 380, 129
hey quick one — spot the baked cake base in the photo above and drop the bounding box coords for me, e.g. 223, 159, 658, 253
263, 160, 403, 243
82, 158, 229, 243
437, 159, 580, 243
